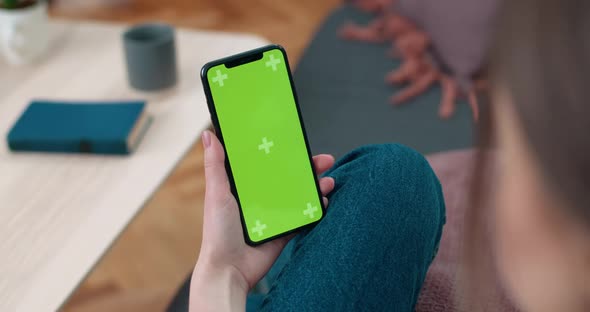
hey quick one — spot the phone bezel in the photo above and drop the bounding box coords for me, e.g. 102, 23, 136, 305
200, 44, 326, 246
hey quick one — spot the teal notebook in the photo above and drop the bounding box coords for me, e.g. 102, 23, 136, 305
7, 100, 152, 155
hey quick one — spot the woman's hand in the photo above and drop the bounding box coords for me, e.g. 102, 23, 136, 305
190, 130, 335, 312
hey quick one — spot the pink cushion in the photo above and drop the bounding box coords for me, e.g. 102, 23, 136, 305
418, 149, 518, 311
396, 0, 500, 90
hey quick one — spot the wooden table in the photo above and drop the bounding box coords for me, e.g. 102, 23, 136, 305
0, 20, 267, 312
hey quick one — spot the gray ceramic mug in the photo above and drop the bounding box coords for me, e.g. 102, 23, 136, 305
123, 23, 178, 91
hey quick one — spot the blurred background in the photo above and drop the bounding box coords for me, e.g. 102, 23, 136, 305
50, 0, 339, 64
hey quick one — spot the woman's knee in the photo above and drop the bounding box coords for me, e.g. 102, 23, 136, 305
327, 144, 442, 201
264, 145, 445, 311
325, 143, 445, 247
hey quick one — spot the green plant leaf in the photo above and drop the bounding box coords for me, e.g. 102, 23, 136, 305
3, 0, 19, 9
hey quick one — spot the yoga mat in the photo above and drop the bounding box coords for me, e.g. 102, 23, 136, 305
294, 4, 474, 158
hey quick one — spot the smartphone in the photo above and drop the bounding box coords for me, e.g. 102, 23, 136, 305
201, 45, 325, 245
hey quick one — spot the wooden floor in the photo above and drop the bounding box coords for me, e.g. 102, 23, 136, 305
51, 0, 340, 311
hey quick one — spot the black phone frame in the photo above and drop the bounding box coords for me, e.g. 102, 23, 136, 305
200, 44, 326, 246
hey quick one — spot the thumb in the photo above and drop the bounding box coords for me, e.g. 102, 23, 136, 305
202, 130, 230, 199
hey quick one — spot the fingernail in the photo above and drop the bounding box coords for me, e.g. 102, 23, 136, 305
202, 131, 211, 148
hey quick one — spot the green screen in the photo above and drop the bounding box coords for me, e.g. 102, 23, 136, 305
207, 48, 323, 243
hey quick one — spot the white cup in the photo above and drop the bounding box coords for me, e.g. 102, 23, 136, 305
0, 1, 49, 65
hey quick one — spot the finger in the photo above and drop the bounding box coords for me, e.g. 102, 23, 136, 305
386, 58, 422, 84
319, 177, 335, 196
439, 76, 458, 119
386, 64, 411, 84
323, 197, 329, 208
202, 131, 230, 200
468, 90, 480, 121
338, 23, 360, 40
312, 154, 335, 176
414, 31, 431, 53
395, 35, 411, 54
391, 70, 437, 105
388, 15, 413, 38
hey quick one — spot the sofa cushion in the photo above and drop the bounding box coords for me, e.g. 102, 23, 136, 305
421, 149, 518, 311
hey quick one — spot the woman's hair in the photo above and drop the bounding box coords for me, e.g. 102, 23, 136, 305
464, 0, 590, 307
491, 0, 590, 219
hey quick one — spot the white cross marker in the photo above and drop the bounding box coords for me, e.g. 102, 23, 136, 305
265, 54, 281, 71
258, 137, 274, 154
212, 69, 228, 87
303, 202, 319, 219
252, 220, 267, 237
